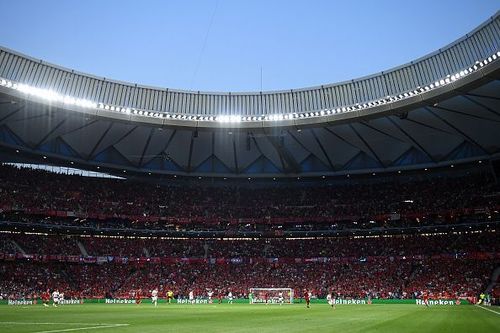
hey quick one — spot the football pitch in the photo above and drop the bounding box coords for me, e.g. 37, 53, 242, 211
0, 304, 498, 333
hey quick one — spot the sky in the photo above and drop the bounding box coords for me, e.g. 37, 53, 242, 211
0, 0, 498, 92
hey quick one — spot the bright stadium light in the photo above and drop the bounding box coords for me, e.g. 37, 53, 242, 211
0, 50, 498, 124
62, 96, 74, 104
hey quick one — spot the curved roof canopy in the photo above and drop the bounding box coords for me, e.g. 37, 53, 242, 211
0, 12, 499, 177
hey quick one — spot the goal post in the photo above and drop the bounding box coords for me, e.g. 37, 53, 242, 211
249, 288, 294, 304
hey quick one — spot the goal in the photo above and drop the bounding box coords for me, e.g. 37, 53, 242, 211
249, 288, 294, 304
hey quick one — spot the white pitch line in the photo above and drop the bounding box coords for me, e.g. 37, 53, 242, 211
33, 324, 129, 333
475, 305, 500, 315
0, 322, 126, 326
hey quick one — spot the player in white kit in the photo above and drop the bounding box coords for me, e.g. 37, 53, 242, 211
207, 290, 214, 304
327, 292, 336, 309
52, 290, 60, 307
227, 291, 234, 304
278, 291, 284, 305
151, 288, 158, 307
189, 290, 195, 304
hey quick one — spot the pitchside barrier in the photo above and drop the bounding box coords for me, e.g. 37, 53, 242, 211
0, 298, 472, 306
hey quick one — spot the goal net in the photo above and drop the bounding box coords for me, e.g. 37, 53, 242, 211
249, 288, 294, 304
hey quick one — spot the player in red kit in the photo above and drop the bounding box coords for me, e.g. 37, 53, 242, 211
304, 290, 311, 308
218, 292, 223, 304
135, 289, 142, 305
42, 289, 50, 307
423, 293, 429, 307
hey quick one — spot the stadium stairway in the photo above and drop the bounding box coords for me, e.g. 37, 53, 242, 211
76, 240, 89, 257
406, 262, 421, 285
263, 244, 272, 257
60, 266, 76, 290
11, 240, 26, 255
485, 266, 500, 294
143, 247, 150, 257
115, 269, 141, 294
203, 242, 209, 258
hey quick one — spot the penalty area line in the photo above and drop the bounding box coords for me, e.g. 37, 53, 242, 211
0, 322, 129, 333
33, 324, 129, 333
475, 305, 500, 315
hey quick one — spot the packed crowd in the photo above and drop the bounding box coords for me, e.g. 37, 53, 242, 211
0, 165, 498, 232
0, 165, 498, 302
0, 232, 497, 301
0, 231, 498, 258
0, 258, 495, 301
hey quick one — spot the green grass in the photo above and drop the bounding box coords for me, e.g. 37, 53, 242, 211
0, 303, 498, 333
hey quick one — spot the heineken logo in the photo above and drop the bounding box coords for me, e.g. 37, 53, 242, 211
59, 299, 83, 305
416, 299, 460, 306
105, 299, 136, 304
177, 299, 209, 304
333, 299, 367, 305
8, 299, 34, 306
251, 299, 287, 304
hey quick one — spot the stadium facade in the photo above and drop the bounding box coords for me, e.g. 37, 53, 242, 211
0, 13, 499, 178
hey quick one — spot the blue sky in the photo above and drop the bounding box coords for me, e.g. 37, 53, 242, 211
0, 0, 498, 92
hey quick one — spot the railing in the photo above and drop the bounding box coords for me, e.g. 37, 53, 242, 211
0, 218, 498, 238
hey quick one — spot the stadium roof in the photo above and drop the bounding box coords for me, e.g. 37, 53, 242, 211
0, 12, 499, 178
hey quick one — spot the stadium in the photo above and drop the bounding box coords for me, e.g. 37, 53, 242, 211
0, 2, 499, 333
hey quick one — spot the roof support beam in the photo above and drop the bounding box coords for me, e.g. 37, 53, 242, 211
34, 119, 66, 149
264, 129, 300, 173
138, 128, 155, 167
425, 107, 488, 154
310, 128, 335, 171
348, 124, 385, 167
463, 92, 500, 102
462, 95, 500, 118
87, 122, 114, 160
0, 105, 24, 123
232, 138, 238, 173
432, 104, 500, 123
187, 134, 195, 172
386, 116, 436, 163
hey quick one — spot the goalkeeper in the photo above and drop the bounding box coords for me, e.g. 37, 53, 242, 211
478, 292, 486, 305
